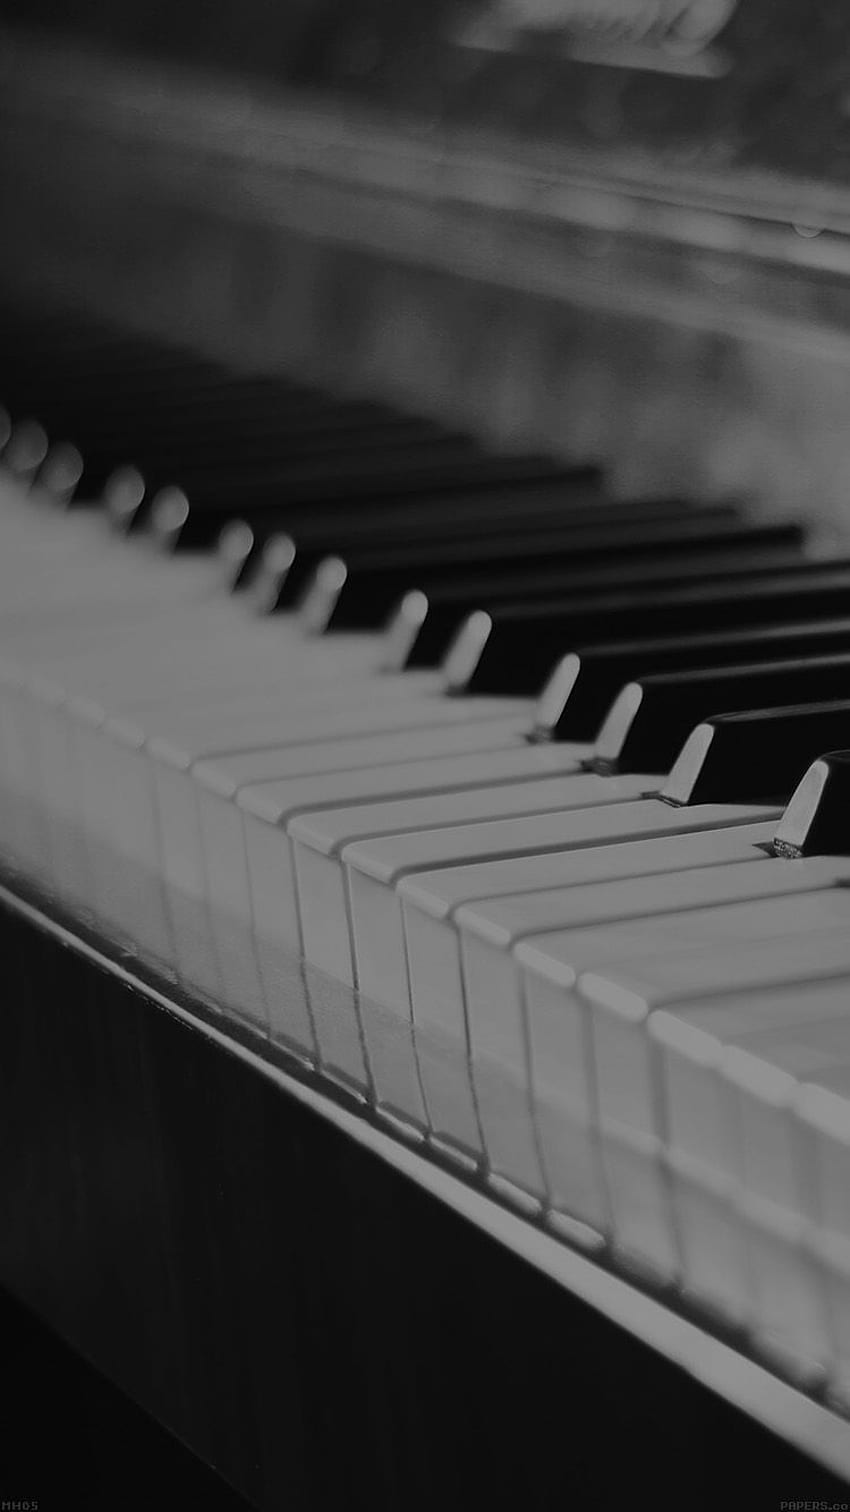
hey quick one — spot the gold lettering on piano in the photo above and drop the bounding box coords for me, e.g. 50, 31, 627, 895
454, 0, 738, 77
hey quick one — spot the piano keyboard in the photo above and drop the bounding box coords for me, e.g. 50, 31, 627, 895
8, 307, 850, 1413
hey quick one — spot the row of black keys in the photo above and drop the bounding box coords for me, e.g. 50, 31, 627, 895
5, 306, 850, 818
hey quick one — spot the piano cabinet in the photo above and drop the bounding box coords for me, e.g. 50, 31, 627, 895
5, 14, 850, 1506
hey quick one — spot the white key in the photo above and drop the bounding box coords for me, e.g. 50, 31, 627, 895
461, 855, 849, 1237
571, 921, 850, 1281
399, 816, 771, 1155
173, 680, 448, 1025
290, 760, 619, 989
655, 984, 850, 1361
511, 892, 850, 1239
289, 759, 624, 1129
146, 698, 523, 1009
796, 1064, 850, 1407
337, 802, 775, 1176
401, 822, 775, 1174
200, 738, 581, 1061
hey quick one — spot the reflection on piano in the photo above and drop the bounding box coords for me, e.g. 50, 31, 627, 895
4, 4, 850, 1507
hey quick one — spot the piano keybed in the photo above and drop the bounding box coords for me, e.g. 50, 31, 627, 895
6, 303, 850, 1464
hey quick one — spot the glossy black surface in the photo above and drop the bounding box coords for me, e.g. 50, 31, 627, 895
595, 658, 850, 775
10, 2, 850, 196
541, 620, 850, 741
774, 748, 850, 857
666, 706, 850, 806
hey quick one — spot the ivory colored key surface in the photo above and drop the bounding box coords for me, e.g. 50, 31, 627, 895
193, 718, 528, 1065
333, 803, 776, 1176
5, 580, 383, 722
60, 692, 524, 968
493, 894, 850, 1236
4, 628, 391, 891
796, 1063, 850, 1407
18, 654, 419, 974
567, 923, 850, 1281
342, 798, 776, 1007
142, 717, 527, 1052
10, 634, 386, 884
459, 855, 850, 1232
196, 740, 585, 1019
289, 767, 651, 988
796, 1064, 850, 1252
194, 742, 592, 1078
653, 990, 850, 1363
2, 490, 514, 980
144, 695, 526, 988
736, 1021, 850, 1398
286, 765, 661, 1130
399, 822, 775, 1168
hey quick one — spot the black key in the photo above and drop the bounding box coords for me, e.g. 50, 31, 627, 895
301, 518, 806, 632
536, 617, 850, 741
136, 457, 605, 542
150, 455, 607, 547
10, 367, 306, 422
78, 411, 464, 492
80, 422, 479, 504
450, 566, 850, 697
396, 530, 807, 666
6, 355, 232, 422
772, 749, 850, 857
265, 496, 738, 609
592, 656, 850, 775
661, 706, 850, 808
171, 450, 592, 522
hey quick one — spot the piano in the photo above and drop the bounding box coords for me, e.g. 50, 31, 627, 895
3, 4, 850, 1506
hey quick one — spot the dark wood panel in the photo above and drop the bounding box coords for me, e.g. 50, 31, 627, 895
0, 1285, 251, 1510
0, 893, 847, 1510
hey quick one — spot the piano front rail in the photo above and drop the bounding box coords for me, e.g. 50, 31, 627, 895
2, 862, 849, 1506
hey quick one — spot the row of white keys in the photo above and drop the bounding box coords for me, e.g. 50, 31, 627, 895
654, 945, 850, 1405
0, 488, 235, 869
15, 472, 850, 1374
0, 476, 530, 925
288, 769, 651, 989
162, 719, 547, 1071
196, 734, 576, 1053
654, 985, 850, 1370
137, 693, 526, 1004
0, 550, 368, 919
306, 801, 775, 1166
798, 1064, 850, 1407
399, 823, 777, 1175
276, 768, 649, 1128
456, 852, 850, 1233
16, 683, 530, 1000
0, 484, 679, 1107
14, 471, 850, 1401
1, 489, 772, 1142
3, 476, 585, 1069
532, 924, 850, 1286
195, 726, 532, 1072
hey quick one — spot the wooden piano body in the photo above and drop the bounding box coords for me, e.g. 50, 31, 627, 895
4, 5, 850, 1504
